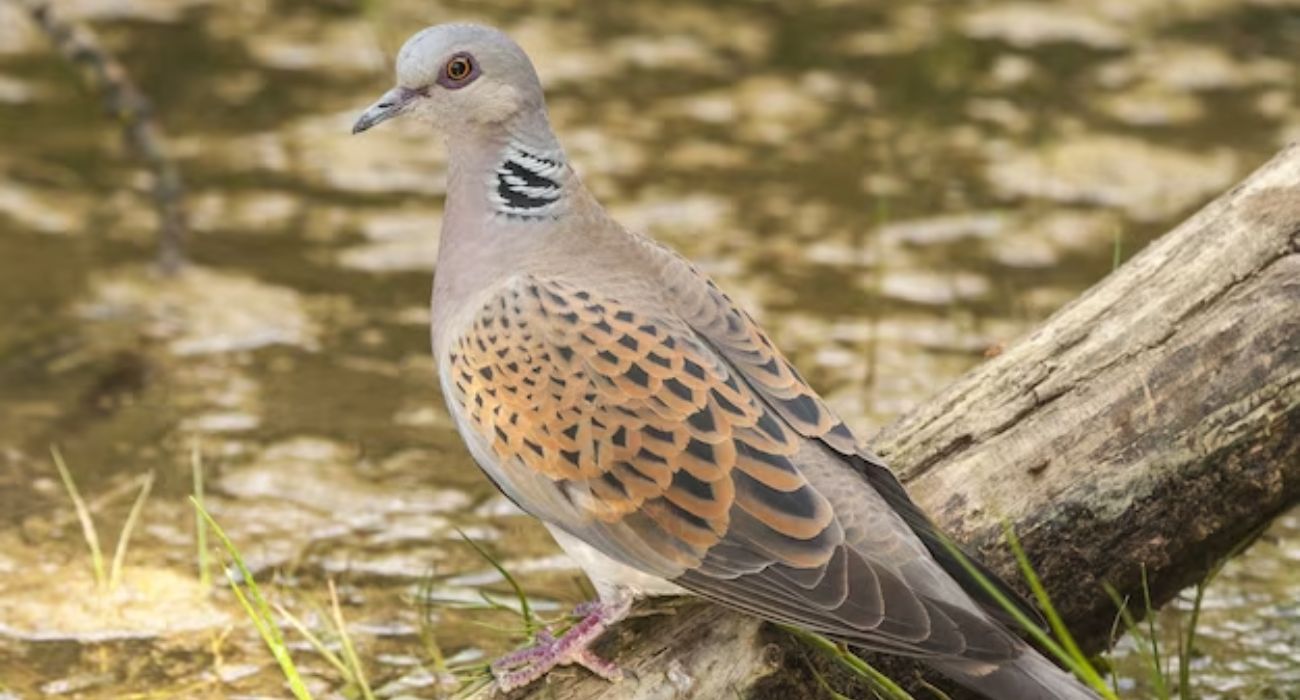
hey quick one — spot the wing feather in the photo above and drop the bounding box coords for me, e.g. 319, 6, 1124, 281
445, 272, 1019, 658
651, 247, 1048, 631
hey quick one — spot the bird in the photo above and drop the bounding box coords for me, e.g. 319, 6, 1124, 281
352, 22, 1099, 700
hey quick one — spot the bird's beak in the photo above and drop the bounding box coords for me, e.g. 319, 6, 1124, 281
352, 86, 417, 134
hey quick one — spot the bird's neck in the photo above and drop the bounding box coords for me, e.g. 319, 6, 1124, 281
434, 112, 584, 356
446, 109, 574, 221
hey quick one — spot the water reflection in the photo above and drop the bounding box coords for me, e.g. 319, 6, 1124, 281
0, 0, 1296, 697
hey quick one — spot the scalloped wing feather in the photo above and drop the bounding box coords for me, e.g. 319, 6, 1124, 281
443, 274, 1018, 660
651, 245, 1046, 631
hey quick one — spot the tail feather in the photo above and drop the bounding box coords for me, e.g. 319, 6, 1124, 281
931, 647, 1100, 700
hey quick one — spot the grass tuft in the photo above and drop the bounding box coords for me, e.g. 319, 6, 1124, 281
192, 507, 552, 700
188, 488, 1239, 700
50, 445, 153, 595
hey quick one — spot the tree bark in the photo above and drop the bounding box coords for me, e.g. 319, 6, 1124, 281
484, 143, 1300, 699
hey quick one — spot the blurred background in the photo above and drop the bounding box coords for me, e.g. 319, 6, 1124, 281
0, 0, 1297, 698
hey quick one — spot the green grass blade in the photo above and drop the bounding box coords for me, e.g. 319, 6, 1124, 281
457, 529, 536, 635
415, 570, 452, 678
1180, 582, 1206, 697
192, 440, 211, 591
914, 677, 954, 700
453, 675, 494, 700
276, 602, 352, 678
328, 579, 376, 700
108, 471, 154, 592
935, 535, 1116, 698
782, 625, 915, 700
1107, 600, 1126, 699
50, 445, 106, 590
223, 566, 313, 700
1180, 557, 1227, 700
192, 498, 313, 700
806, 654, 857, 700
1002, 523, 1110, 692
194, 502, 278, 626
1105, 583, 1162, 699
1140, 566, 1169, 699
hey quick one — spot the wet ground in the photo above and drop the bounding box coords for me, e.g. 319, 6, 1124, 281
0, 0, 1297, 698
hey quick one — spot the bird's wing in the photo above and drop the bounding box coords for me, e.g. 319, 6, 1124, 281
444, 273, 1018, 660
653, 247, 1046, 630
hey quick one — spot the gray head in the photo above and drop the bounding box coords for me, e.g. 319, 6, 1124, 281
352, 24, 546, 137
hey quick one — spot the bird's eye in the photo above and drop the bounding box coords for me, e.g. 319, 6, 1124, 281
435, 52, 480, 90
446, 55, 473, 81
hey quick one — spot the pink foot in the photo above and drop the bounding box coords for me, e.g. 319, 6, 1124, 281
491, 597, 632, 692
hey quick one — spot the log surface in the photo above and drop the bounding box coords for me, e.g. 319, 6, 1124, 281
485, 143, 1300, 699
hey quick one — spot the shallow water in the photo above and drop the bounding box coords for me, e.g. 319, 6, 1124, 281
0, 0, 1296, 697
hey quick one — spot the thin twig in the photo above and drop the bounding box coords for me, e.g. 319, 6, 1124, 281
15, 0, 188, 274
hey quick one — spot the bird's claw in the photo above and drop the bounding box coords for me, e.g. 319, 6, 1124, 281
490, 599, 630, 692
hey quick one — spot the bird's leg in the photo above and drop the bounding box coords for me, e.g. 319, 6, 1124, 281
491, 592, 633, 692
489, 629, 556, 670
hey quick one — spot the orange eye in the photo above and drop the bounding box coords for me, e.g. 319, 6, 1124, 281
446, 56, 473, 81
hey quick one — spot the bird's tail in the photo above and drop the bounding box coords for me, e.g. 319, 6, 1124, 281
931, 646, 1100, 700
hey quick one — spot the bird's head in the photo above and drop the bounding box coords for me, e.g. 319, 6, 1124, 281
352, 23, 544, 137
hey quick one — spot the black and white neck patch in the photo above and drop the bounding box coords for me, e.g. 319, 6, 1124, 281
490, 144, 566, 219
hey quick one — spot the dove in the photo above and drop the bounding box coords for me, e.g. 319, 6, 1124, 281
353, 22, 1099, 700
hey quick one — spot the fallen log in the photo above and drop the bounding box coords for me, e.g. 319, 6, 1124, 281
484, 142, 1300, 699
